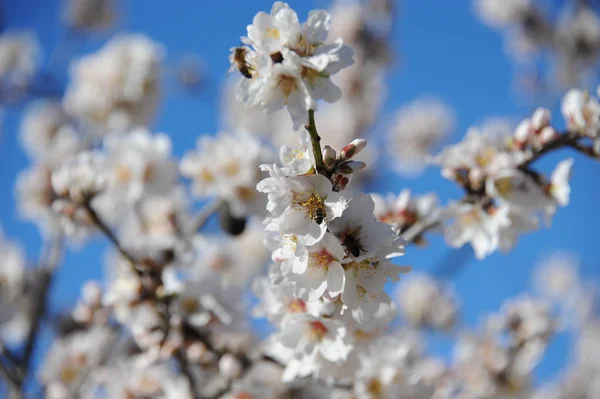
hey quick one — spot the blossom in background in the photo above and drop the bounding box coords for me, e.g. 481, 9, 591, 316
63, 34, 163, 133
0, 31, 39, 89
561, 88, 600, 138
181, 131, 273, 218
0, 230, 30, 345
63, 0, 115, 31
20, 101, 81, 167
396, 274, 459, 331
387, 98, 455, 177
40, 327, 115, 399
371, 190, 439, 240
442, 202, 510, 259
232, 2, 355, 130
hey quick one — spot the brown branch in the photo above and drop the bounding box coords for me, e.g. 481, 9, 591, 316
84, 200, 137, 265
18, 234, 64, 393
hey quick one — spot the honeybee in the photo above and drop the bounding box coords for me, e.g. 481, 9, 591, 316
313, 207, 326, 225
229, 46, 254, 79
342, 234, 364, 257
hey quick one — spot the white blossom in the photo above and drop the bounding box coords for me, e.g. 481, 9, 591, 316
180, 131, 273, 218
64, 34, 163, 132
0, 31, 39, 87
387, 98, 455, 176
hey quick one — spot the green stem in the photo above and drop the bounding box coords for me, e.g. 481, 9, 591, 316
306, 110, 327, 176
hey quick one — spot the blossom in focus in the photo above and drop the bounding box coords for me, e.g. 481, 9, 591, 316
233, 2, 355, 130
387, 98, 455, 176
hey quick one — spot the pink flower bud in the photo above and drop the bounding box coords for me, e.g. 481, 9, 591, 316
332, 174, 350, 191
339, 139, 367, 161
336, 161, 367, 175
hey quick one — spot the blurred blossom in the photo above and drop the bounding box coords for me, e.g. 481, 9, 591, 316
192, 222, 270, 287
180, 131, 273, 218
15, 164, 59, 234
534, 251, 580, 300
63, 0, 115, 31
0, 31, 40, 90
63, 34, 163, 133
0, 229, 31, 345
40, 327, 115, 399
396, 274, 459, 331
20, 100, 81, 167
387, 98, 456, 177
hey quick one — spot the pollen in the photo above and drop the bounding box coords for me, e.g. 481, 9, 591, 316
475, 147, 497, 167
312, 248, 335, 268
197, 168, 215, 183
265, 27, 280, 39
494, 177, 513, 196
296, 192, 326, 221
288, 298, 307, 313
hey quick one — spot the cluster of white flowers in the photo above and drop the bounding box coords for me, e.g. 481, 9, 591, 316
230, 2, 355, 130
63, 34, 163, 133
247, 72, 410, 384
3, 1, 600, 398
432, 101, 580, 259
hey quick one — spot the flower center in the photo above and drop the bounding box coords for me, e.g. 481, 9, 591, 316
308, 320, 328, 341
296, 192, 326, 223
288, 298, 306, 313
265, 27, 280, 39
312, 248, 335, 268
278, 75, 298, 100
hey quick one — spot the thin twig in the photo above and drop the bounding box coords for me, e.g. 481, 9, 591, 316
19, 234, 64, 393
0, 362, 24, 399
84, 200, 137, 265
186, 198, 224, 235
306, 110, 327, 176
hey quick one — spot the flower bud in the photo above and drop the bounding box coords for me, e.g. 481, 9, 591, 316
539, 126, 557, 145
336, 161, 367, 175
82, 280, 102, 306
514, 119, 531, 144
338, 139, 367, 161
219, 353, 242, 379
322, 145, 336, 170
531, 107, 551, 131
332, 174, 350, 192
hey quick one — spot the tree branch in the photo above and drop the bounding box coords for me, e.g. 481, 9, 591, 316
306, 110, 327, 176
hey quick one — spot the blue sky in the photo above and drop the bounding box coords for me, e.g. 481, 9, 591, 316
1, 0, 599, 383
